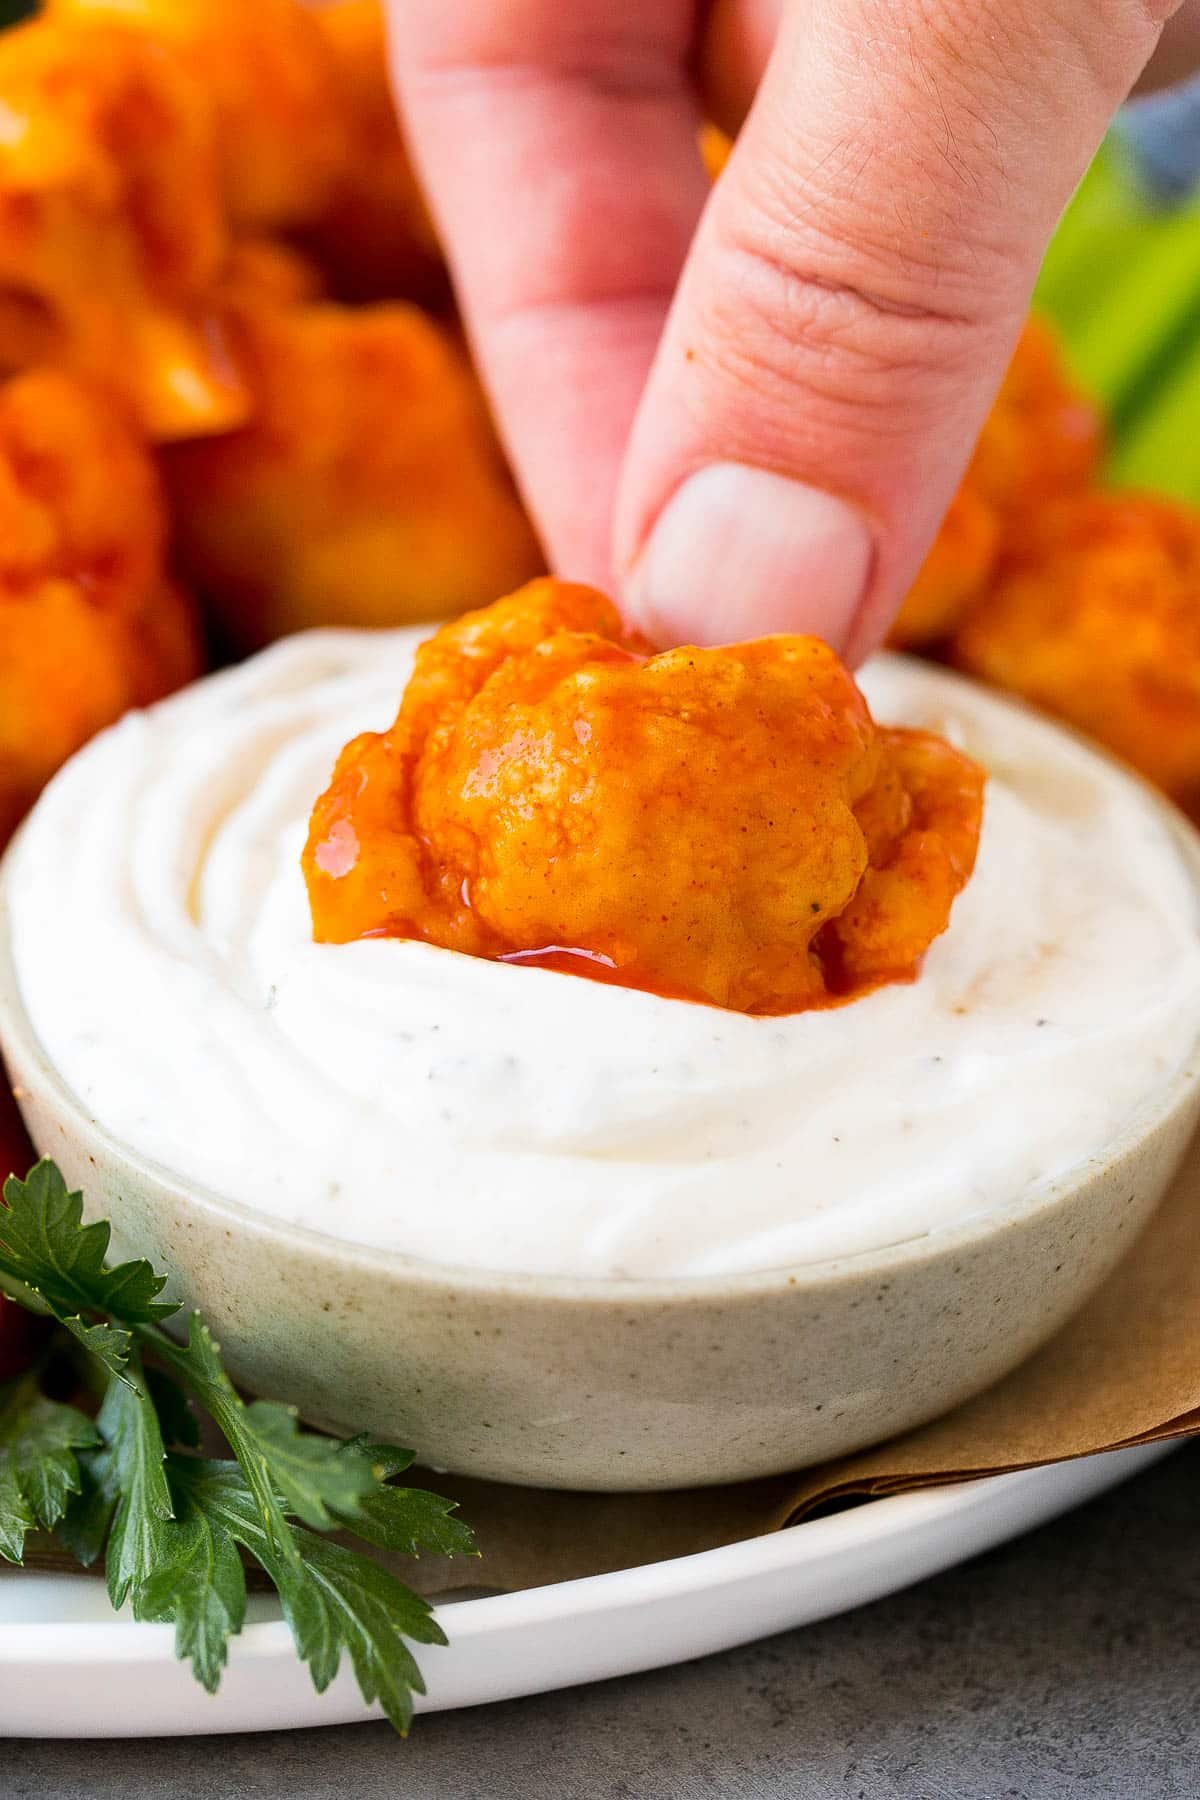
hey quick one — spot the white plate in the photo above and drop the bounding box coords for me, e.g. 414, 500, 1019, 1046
0, 1443, 1167, 1737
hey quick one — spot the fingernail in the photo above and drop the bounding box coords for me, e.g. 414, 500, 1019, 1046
623, 463, 873, 650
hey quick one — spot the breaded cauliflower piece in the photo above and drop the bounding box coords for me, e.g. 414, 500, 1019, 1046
304, 581, 984, 1014
950, 492, 1200, 803
303, 0, 445, 302
699, 122, 733, 181
220, 238, 327, 311
968, 315, 1103, 519
162, 294, 544, 647
824, 727, 990, 987
0, 17, 247, 441
892, 318, 1103, 647
49, 0, 345, 231
0, 370, 202, 845
890, 486, 1000, 649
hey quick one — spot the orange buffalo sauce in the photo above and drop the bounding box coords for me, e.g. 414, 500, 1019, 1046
304, 580, 985, 1015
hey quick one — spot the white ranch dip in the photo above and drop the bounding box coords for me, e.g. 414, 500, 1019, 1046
6, 632, 1200, 1279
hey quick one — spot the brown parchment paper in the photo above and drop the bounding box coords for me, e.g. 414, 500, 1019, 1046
398, 1130, 1200, 1596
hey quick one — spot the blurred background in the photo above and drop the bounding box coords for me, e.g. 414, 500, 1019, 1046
0, 0, 1198, 875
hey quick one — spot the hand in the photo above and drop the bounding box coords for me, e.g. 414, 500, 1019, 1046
386, 0, 1187, 659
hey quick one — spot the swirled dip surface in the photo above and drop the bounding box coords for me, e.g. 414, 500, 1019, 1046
7, 633, 1200, 1278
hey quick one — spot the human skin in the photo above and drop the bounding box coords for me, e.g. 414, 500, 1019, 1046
384, 0, 1194, 657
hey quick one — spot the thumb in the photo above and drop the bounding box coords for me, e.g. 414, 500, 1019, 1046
616, 0, 1181, 659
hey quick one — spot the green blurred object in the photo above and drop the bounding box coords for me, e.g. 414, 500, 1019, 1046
1037, 138, 1200, 503
0, 0, 35, 26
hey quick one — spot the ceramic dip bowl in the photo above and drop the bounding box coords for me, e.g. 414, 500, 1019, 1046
1, 883, 1198, 1491
4, 633, 1200, 1492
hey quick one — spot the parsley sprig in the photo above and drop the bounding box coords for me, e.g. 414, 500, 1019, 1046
0, 1160, 477, 1732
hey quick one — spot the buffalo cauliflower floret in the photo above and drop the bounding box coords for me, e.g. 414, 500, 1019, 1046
49, 0, 346, 231
303, 0, 444, 302
0, 17, 247, 440
162, 294, 543, 646
0, 369, 202, 844
892, 318, 1103, 647
950, 492, 1200, 803
304, 580, 984, 1013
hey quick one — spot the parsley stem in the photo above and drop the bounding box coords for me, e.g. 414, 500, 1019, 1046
132, 1319, 302, 1566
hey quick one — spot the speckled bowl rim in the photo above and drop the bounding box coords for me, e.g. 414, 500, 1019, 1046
2, 692, 1199, 1307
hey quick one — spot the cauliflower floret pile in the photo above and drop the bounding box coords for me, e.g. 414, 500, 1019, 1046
302, 0, 444, 303
951, 493, 1200, 806
0, 368, 201, 844
48, 0, 347, 232
304, 582, 985, 1014
891, 319, 1104, 648
0, 18, 244, 441
162, 287, 541, 647
0, 0, 543, 847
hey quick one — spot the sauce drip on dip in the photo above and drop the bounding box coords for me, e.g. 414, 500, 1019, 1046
302, 581, 985, 1015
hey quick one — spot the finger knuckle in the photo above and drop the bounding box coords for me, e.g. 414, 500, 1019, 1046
696, 227, 986, 435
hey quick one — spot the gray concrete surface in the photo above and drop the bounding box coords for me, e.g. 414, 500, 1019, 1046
8, 1442, 1200, 1798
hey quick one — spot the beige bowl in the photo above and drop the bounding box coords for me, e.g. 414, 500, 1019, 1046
2, 807, 1199, 1492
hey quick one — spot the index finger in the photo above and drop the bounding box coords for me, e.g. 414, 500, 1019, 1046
383, 1, 710, 589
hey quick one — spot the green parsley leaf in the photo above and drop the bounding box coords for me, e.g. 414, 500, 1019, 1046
163, 1456, 443, 1732
0, 1370, 98, 1561
144, 1366, 201, 1451
0, 1162, 176, 1386
0, 1269, 53, 1318
57, 1446, 117, 1568
147, 1315, 375, 1560
349, 1484, 478, 1561
340, 1438, 417, 1479
242, 1401, 378, 1532
0, 1162, 177, 1323
145, 1314, 295, 1561
137, 1456, 248, 1695
334, 1443, 477, 1560
0, 1455, 33, 1562
61, 1317, 139, 1384
274, 1533, 440, 1735
96, 1353, 174, 1611
0, 1161, 476, 1732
